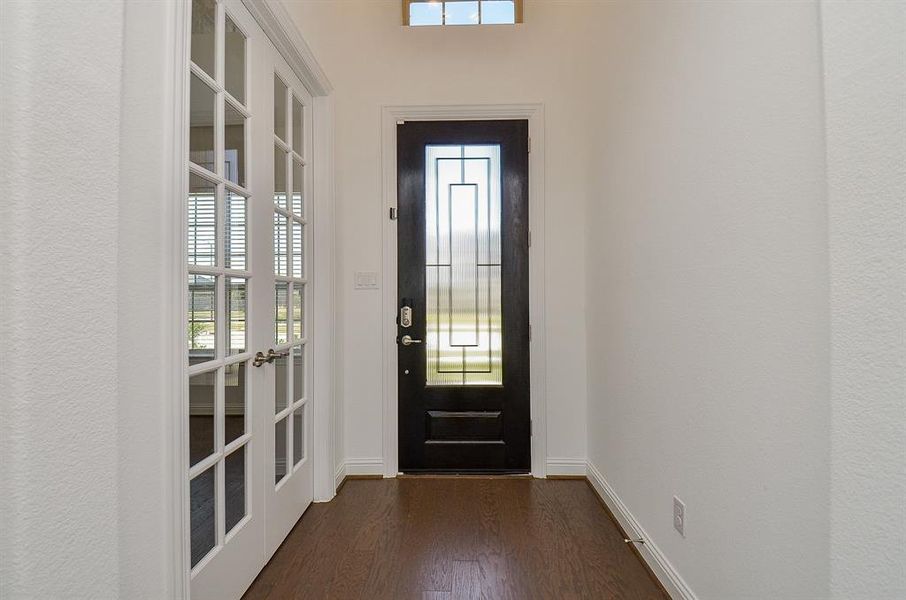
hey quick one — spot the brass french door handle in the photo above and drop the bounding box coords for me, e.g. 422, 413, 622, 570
253, 348, 289, 367
400, 335, 422, 346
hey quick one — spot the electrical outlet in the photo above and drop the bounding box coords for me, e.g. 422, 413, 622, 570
673, 496, 686, 537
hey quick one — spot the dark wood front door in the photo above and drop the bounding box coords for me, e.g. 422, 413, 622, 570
397, 119, 530, 473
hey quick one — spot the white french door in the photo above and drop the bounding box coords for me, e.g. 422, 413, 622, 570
260, 32, 315, 558
184, 1, 314, 598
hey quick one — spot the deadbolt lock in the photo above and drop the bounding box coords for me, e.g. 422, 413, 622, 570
399, 305, 413, 328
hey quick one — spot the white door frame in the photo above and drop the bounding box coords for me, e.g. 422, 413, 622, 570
380, 104, 547, 479
168, 1, 335, 597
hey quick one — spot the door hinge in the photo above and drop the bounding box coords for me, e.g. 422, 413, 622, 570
528, 230, 532, 248
389, 207, 398, 220
530, 420, 533, 436
529, 323, 532, 342
528, 136, 532, 153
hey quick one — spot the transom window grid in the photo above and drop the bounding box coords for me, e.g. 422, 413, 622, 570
404, 0, 522, 26
272, 73, 309, 489
186, 0, 251, 573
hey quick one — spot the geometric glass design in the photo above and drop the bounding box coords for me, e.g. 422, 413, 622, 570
425, 145, 502, 385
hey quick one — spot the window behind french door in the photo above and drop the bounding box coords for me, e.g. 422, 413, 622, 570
183, 1, 314, 598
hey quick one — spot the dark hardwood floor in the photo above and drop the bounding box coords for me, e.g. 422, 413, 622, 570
243, 477, 668, 600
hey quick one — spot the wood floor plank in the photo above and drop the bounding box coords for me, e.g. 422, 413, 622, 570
451, 560, 480, 600
242, 478, 669, 600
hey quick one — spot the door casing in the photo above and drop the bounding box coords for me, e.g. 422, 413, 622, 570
380, 104, 547, 479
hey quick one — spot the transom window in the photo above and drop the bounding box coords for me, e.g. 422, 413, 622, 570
404, 0, 522, 26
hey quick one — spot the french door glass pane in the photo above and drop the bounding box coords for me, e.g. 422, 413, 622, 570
292, 286, 303, 340
274, 76, 287, 141
190, 0, 216, 78
274, 352, 288, 413
293, 345, 304, 401
291, 221, 303, 278
273, 213, 288, 275
292, 97, 303, 152
425, 145, 503, 386
224, 446, 246, 534
224, 362, 245, 445
190, 74, 216, 171
224, 102, 246, 187
224, 14, 245, 103
190, 466, 216, 568
275, 282, 288, 344
292, 407, 303, 465
225, 277, 246, 354
274, 417, 287, 483
189, 372, 215, 467
273, 146, 287, 209
224, 190, 246, 270
188, 274, 217, 365
188, 174, 215, 267
292, 160, 303, 215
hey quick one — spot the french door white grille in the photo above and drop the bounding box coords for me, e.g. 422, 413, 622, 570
186, 0, 252, 573
271, 73, 309, 487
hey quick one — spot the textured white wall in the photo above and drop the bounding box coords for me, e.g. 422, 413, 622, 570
285, 0, 593, 470
0, 2, 124, 597
0, 1, 177, 598
823, 2, 906, 598
584, 2, 831, 598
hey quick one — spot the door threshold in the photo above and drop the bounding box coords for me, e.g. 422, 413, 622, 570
397, 472, 532, 479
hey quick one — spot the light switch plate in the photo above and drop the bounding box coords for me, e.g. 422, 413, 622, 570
354, 271, 379, 290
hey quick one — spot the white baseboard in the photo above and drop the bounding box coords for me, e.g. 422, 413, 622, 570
334, 461, 347, 491
343, 457, 385, 477
546, 457, 588, 476
585, 461, 697, 600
